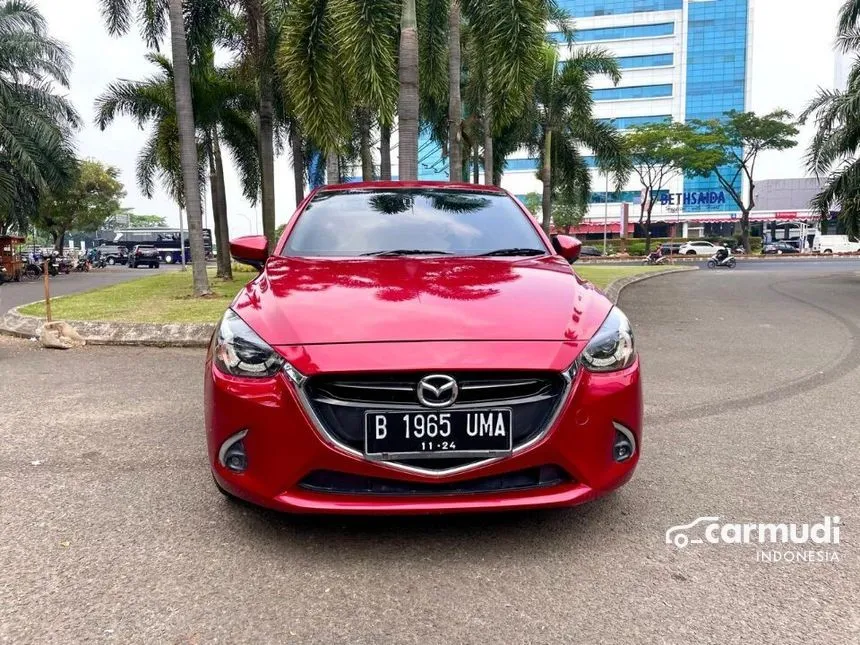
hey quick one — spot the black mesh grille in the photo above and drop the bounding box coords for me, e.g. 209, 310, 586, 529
304, 371, 567, 471
299, 465, 570, 496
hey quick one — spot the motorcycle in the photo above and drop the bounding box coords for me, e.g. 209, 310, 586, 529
707, 253, 737, 269
74, 257, 91, 272
22, 260, 41, 279
642, 254, 670, 266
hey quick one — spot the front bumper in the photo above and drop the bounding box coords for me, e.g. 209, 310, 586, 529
205, 358, 642, 515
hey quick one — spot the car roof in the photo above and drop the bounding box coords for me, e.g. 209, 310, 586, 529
317, 180, 508, 195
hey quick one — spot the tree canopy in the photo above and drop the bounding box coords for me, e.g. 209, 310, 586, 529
685, 110, 798, 251
34, 159, 126, 250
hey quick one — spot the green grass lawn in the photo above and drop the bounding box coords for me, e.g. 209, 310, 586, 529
574, 264, 672, 288
19, 268, 257, 324
17, 264, 671, 324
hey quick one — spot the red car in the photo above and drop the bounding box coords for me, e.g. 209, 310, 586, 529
205, 181, 641, 514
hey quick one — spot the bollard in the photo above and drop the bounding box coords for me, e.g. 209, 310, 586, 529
43, 259, 52, 322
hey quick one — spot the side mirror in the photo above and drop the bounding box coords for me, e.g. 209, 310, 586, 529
552, 234, 582, 263
230, 235, 269, 271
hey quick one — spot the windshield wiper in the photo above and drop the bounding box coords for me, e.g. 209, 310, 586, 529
361, 249, 453, 257
475, 248, 547, 257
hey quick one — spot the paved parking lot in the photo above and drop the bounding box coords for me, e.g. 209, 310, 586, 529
0, 264, 857, 643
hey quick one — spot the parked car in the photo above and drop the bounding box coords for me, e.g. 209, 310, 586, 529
678, 241, 726, 256
579, 245, 603, 257
207, 181, 641, 514
128, 245, 160, 268
660, 242, 685, 255
762, 241, 800, 255
97, 244, 128, 265
813, 234, 860, 254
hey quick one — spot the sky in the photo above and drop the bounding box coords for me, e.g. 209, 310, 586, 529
35, 0, 848, 232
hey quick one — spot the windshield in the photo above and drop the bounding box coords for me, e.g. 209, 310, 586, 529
282, 188, 547, 257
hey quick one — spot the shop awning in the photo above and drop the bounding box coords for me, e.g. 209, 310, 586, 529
566, 223, 636, 235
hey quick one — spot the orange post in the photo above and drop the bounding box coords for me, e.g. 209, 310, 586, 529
43, 259, 52, 322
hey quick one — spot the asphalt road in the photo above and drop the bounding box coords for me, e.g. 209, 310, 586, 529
0, 266, 177, 314
0, 263, 858, 643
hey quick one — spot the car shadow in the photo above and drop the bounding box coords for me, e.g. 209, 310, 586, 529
215, 490, 634, 562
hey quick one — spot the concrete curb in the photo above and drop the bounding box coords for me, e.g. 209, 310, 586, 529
0, 307, 215, 347
1, 268, 696, 347
602, 266, 698, 304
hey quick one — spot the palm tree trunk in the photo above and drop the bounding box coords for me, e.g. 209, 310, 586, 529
326, 153, 339, 184
290, 124, 305, 205
380, 123, 392, 180
257, 11, 276, 246
167, 0, 210, 296
482, 91, 493, 186
541, 129, 552, 234
359, 110, 374, 181
472, 144, 480, 183
398, 0, 419, 181
205, 135, 225, 278
212, 130, 233, 280
447, 0, 462, 183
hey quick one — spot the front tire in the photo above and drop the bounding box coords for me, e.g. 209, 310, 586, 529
107, 257, 115, 266
707, 260, 717, 269
727, 258, 737, 269
686, 250, 696, 255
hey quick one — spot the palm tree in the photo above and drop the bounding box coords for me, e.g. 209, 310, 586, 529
399, 0, 420, 180
462, 0, 557, 186
277, 0, 347, 184
447, 0, 463, 181
277, 0, 400, 184
236, 0, 277, 242
0, 0, 79, 232
525, 44, 627, 233
95, 53, 260, 280
801, 0, 860, 237
99, 0, 216, 295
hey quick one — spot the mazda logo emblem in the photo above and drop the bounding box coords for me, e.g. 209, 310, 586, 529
416, 374, 459, 408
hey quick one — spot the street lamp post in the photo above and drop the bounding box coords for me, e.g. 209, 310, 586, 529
237, 213, 255, 236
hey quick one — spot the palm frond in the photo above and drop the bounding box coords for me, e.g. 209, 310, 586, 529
276, 0, 349, 154
417, 0, 449, 105
99, 0, 133, 37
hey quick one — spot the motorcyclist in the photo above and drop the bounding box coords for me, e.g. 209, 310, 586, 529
648, 246, 664, 262
714, 247, 730, 263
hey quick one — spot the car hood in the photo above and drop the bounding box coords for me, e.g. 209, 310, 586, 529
231, 256, 612, 346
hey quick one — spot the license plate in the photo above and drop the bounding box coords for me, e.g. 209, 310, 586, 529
364, 409, 513, 459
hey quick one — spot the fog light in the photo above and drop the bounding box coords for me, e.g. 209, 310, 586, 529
219, 430, 249, 473
612, 423, 636, 463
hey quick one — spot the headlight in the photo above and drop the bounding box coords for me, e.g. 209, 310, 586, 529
213, 310, 285, 378
580, 307, 635, 372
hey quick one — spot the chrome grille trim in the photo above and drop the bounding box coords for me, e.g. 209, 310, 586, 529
309, 392, 558, 410
289, 366, 577, 478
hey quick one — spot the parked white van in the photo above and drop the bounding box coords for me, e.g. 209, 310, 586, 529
813, 234, 860, 254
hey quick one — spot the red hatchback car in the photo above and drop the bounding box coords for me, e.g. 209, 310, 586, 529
205, 181, 641, 514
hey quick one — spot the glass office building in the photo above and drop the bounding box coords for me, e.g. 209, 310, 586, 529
416, 0, 752, 228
